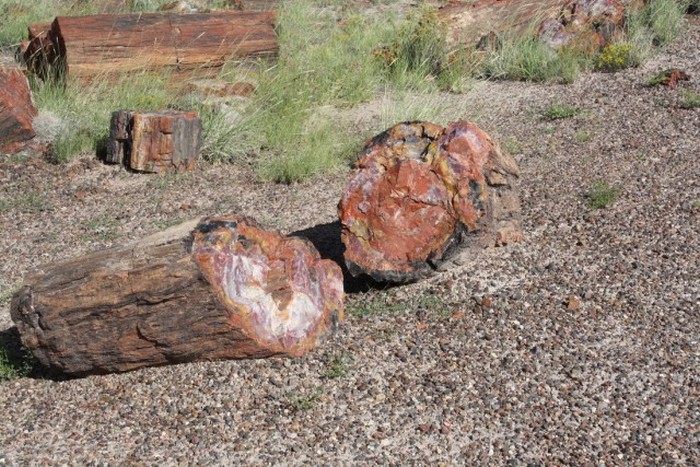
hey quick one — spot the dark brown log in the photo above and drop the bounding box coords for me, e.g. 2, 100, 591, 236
106, 110, 202, 173
338, 121, 522, 284
10, 215, 344, 376
23, 23, 56, 79
37, 11, 277, 82
0, 67, 38, 154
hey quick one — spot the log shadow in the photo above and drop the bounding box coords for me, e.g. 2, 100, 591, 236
291, 221, 392, 294
0, 326, 65, 381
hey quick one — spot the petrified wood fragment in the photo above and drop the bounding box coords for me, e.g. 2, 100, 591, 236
0, 67, 38, 153
33, 11, 277, 82
338, 121, 521, 283
10, 215, 344, 376
106, 110, 202, 173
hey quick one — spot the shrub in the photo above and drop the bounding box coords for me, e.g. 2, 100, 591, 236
594, 43, 636, 72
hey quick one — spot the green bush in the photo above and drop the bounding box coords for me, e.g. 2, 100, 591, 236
594, 43, 635, 72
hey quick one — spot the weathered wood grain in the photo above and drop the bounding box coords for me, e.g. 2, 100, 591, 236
10, 216, 344, 376
39, 11, 277, 81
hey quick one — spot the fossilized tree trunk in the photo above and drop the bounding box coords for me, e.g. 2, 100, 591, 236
10, 216, 344, 376
0, 67, 38, 153
27, 11, 277, 82
107, 110, 202, 173
338, 121, 522, 284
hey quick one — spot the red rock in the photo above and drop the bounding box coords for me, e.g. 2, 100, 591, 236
0, 67, 38, 153
338, 121, 521, 283
647, 68, 691, 89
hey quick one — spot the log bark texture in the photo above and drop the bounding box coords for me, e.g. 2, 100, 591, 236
0, 67, 38, 153
32, 11, 277, 81
338, 120, 522, 284
107, 110, 202, 173
10, 215, 344, 376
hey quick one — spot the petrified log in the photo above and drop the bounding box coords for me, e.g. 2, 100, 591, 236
0, 67, 38, 154
106, 110, 202, 173
338, 121, 521, 283
440, 0, 633, 52
10, 215, 344, 376
32, 11, 277, 82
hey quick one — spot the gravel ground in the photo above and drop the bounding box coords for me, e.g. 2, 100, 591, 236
1, 15, 699, 466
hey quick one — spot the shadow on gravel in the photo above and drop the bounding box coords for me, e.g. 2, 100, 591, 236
291, 221, 394, 294
0, 326, 64, 381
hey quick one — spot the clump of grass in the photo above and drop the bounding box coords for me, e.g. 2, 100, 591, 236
542, 102, 580, 120
322, 353, 349, 379
348, 297, 406, 319
574, 129, 592, 143
586, 180, 622, 209
0, 331, 37, 381
679, 90, 700, 109
32, 71, 172, 163
501, 136, 523, 155
287, 388, 324, 412
481, 35, 583, 83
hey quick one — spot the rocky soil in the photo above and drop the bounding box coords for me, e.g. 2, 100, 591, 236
1, 14, 699, 466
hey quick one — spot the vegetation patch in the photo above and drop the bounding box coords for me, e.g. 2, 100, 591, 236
542, 103, 580, 121
679, 90, 700, 109
586, 180, 622, 209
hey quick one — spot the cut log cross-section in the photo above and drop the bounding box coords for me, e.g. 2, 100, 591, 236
107, 110, 203, 173
10, 215, 344, 376
338, 120, 522, 284
30, 11, 277, 82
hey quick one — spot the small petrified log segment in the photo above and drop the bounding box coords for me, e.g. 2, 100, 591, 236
647, 68, 690, 89
0, 67, 38, 153
106, 110, 202, 173
43, 11, 277, 81
338, 121, 521, 283
10, 216, 344, 376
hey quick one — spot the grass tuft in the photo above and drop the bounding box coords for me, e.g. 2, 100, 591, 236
679, 90, 700, 109
586, 180, 622, 209
542, 103, 580, 120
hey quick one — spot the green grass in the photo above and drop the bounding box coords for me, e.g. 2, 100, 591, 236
0, 191, 53, 214
322, 353, 349, 379
0, 331, 36, 380
586, 180, 622, 209
574, 129, 592, 144
542, 103, 580, 120
679, 90, 700, 109
32, 71, 173, 163
481, 34, 584, 83
287, 387, 324, 411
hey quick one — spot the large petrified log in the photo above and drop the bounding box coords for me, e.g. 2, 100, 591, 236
0, 67, 38, 154
106, 110, 202, 173
27, 11, 277, 82
439, 0, 633, 52
10, 215, 344, 376
338, 121, 521, 283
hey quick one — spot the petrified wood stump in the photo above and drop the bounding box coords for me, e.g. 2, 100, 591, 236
107, 110, 202, 173
338, 120, 521, 283
0, 67, 38, 153
10, 215, 344, 376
